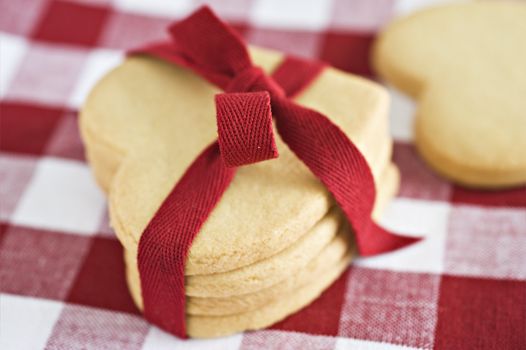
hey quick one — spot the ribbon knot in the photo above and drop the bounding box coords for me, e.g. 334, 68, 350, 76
226, 66, 285, 97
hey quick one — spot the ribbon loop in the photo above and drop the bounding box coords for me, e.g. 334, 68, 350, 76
216, 91, 278, 167
168, 6, 252, 75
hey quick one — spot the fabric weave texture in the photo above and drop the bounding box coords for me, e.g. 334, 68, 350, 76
0, 1, 524, 349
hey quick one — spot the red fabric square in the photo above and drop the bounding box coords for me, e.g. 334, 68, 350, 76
0, 222, 7, 246
99, 11, 172, 50
246, 27, 322, 59
66, 236, 140, 314
100, 10, 247, 50
32, 0, 110, 47
319, 31, 375, 77
0, 154, 38, 220
44, 110, 85, 161
339, 267, 440, 348
0, 224, 91, 300
434, 275, 526, 350
451, 185, 526, 208
393, 142, 452, 201
46, 304, 149, 350
0, 102, 65, 155
269, 268, 350, 336
445, 206, 526, 279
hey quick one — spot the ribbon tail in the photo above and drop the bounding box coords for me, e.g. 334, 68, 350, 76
274, 99, 421, 256
359, 222, 421, 256
138, 141, 235, 338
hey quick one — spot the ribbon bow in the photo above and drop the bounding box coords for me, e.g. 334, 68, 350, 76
135, 6, 421, 338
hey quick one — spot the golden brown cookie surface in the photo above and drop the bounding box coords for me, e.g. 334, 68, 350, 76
374, 2, 526, 188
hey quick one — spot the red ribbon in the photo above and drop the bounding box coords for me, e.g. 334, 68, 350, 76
134, 6, 421, 338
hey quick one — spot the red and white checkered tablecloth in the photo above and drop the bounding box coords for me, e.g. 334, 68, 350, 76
1, 0, 525, 349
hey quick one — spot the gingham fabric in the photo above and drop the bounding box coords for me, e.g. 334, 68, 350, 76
0, 0, 524, 349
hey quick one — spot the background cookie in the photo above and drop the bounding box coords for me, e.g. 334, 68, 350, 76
374, 2, 526, 188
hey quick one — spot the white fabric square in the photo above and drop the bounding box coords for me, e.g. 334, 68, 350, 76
0, 153, 38, 221
113, 0, 194, 18
5, 42, 87, 107
339, 269, 440, 347
69, 48, 123, 108
0, 33, 28, 97
251, 0, 333, 30
387, 85, 415, 141
142, 327, 243, 350
330, 0, 395, 31
12, 157, 105, 235
355, 198, 450, 273
445, 206, 526, 279
335, 337, 422, 350
0, 294, 63, 350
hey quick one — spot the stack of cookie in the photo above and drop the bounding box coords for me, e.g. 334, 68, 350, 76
80, 46, 399, 338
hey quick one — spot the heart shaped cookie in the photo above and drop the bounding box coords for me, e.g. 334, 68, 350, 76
374, 2, 526, 188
